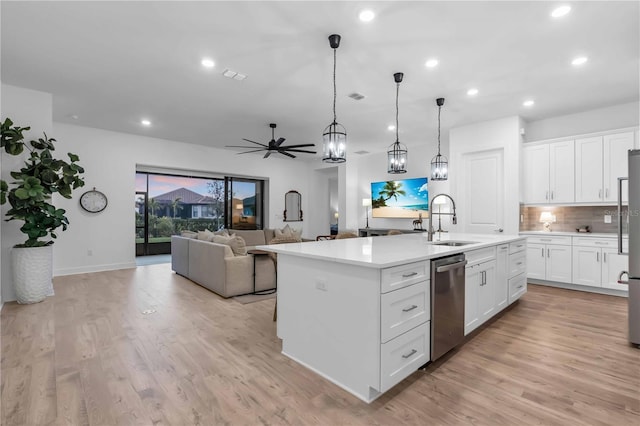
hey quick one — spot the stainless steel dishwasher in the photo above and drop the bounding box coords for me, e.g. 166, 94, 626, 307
431, 254, 467, 361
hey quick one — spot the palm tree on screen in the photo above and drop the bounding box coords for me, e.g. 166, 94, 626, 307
379, 181, 406, 202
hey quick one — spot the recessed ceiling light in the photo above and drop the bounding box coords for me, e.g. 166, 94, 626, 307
201, 58, 215, 68
571, 56, 588, 66
467, 88, 479, 96
551, 5, 571, 18
523, 100, 535, 107
425, 59, 439, 68
141, 119, 152, 126
387, 125, 396, 131
359, 10, 375, 22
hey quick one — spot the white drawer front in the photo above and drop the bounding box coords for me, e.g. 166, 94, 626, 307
466, 246, 496, 266
527, 236, 572, 245
573, 236, 628, 250
508, 252, 527, 278
380, 322, 430, 392
509, 272, 527, 303
509, 240, 526, 254
381, 281, 430, 343
381, 261, 429, 293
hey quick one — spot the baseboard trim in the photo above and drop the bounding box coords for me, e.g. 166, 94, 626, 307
54, 262, 137, 277
529, 279, 628, 297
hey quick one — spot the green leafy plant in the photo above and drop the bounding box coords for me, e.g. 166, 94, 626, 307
0, 118, 85, 247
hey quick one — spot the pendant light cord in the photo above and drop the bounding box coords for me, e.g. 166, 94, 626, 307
395, 82, 400, 143
333, 48, 337, 124
437, 104, 441, 155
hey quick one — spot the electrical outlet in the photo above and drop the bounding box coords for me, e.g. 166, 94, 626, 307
520, 214, 524, 223
87, 249, 93, 256
604, 215, 612, 224
315, 279, 328, 291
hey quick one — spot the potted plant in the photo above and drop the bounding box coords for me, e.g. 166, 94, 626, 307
0, 118, 85, 303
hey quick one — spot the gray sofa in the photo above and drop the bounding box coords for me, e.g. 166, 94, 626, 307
171, 229, 277, 298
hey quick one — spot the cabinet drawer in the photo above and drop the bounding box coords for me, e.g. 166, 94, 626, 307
509, 240, 526, 254
527, 236, 572, 245
381, 281, 430, 343
466, 246, 496, 266
380, 322, 430, 392
573, 237, 628, 250
381, 261, 429, 293
509, 272, 527, 303
508, 252, 526, 278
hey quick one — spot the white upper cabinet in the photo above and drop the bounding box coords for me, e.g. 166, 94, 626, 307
523, 141, 574, 204
603, 132, 634, 203
549, 140, 575, 203
523, 144, 550, 204
575, 136, 604, 202
575, 132, 635, 203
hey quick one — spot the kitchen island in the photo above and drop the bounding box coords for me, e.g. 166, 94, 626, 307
258, 233, 527, 403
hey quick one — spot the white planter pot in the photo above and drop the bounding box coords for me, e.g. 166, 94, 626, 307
11, 245, 54, 304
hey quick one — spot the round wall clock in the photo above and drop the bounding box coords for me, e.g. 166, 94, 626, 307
79, 188, 108, 213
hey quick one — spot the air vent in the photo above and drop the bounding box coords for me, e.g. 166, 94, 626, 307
222, 69, 247, 81
348, 92, 365, 100
354, 150, 370, 155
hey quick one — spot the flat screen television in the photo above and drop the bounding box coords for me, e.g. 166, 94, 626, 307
371, 177, 429, 218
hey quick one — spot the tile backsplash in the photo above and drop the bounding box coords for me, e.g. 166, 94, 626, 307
520, 205, 628, 234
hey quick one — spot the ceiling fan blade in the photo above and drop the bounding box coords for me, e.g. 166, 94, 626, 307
275, 137, 286, 147
242, 138, 269, 147
236, 149, 268, 154
264, 151, 273, 159
278, 151, 296, 158
226, 145, 264, 148
284, 149, 317, 154
279, 144, 316, 149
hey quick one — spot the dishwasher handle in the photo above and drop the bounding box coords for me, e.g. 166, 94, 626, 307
436, 260, 468, 273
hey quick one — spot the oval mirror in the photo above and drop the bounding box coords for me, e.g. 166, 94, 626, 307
283, 190, 302, 222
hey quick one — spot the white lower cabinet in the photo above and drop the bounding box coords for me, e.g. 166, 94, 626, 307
380, 322, 430, 392
495, 244, 509, 312
525, 237, 572, 283
572, 246, 602, 287
509, 273, 527, 303
465, 258, 497, 335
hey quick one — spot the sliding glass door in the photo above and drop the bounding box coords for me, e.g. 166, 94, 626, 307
135, 172, 264, 256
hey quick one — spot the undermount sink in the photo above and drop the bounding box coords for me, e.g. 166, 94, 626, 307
430, 241, 478, 247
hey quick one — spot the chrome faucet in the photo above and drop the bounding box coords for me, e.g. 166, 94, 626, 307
428, 193, 457, 241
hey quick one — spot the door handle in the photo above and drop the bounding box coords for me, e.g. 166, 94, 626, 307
545, 191, 549, 200
606, 188, 609, 198
541, 248, 544, 257
551, 190, 554, 200
618, 177, 629, 255
603, 252, 607, 263
596, 252, 600, 262
547, 248, 550, 258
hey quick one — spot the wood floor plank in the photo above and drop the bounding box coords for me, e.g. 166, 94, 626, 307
2, 265, 639, 425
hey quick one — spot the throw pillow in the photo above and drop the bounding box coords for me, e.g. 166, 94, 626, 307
197, 229, 215, 241
181, 230, 198, 239
275, 224, 302, 240
214, 229, 230, 236
212, 234, 247, 256
269, 236, 302, 244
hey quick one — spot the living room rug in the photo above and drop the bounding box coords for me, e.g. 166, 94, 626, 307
232, 292, 276, 304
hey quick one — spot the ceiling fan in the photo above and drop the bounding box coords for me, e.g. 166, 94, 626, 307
227, 123, 317, 159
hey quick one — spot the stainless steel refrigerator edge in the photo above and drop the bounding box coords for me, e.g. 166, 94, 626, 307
431, 254, 467, 360
623, 150, 640, 345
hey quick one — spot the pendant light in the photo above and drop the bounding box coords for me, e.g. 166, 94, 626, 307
322, 34, 347, 163
430, 97, 448, 181
387, 72, 407, 174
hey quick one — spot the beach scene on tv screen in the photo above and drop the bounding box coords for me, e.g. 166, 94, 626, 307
371, 178, 429, 218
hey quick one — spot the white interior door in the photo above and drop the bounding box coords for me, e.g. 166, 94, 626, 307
463, 149, 504, 234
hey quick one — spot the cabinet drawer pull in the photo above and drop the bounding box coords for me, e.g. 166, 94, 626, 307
516, 285, 524, 289
401, 272, 418, 278
500, 246, 508, 250
516, 262, 523, 265
540, 238, 551, 242
402, 349, 417, 359
515, 244, 524, 248
402, 305, 418, 312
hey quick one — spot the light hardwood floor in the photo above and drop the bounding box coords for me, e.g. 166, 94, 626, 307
2, 264, 639, 425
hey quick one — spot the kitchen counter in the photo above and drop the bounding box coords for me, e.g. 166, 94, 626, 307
258, 232, 524, 268
519, 231, 622, 238
261, 233, 527, 403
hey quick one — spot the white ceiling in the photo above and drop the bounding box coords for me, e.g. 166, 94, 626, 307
2, 1, 638, 159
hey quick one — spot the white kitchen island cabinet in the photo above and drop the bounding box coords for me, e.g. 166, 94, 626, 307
259, 233, 527, 403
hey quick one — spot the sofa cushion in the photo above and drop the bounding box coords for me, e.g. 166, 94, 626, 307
181, 230, 198, 239
212, 234, 247, 256
197, 230, 215, 241
233, 229, 266, 246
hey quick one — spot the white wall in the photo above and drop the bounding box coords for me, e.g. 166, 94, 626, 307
1, 85, 53, 302
349, 142, 451, 232
0, 84, 313, 301
450, 116, 521, 235
525, 101, 639, 142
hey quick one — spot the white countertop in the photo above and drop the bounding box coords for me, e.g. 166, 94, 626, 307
257, 233, 525, 268
519, 231, 624, 238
